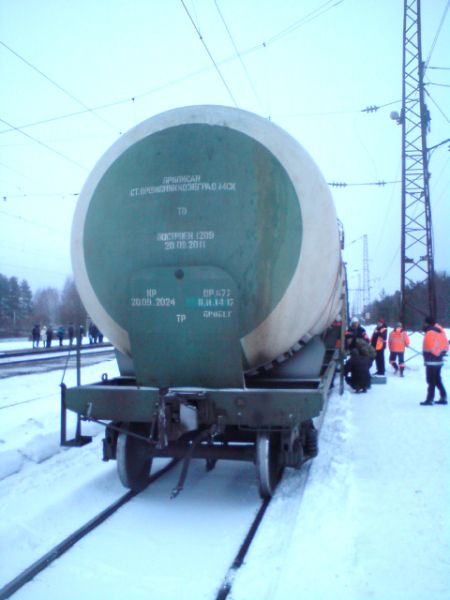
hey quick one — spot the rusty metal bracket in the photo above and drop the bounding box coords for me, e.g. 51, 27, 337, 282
170, 425, 217, 499
60, 383, 92, 447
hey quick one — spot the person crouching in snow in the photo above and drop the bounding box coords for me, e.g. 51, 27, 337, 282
421, 316, 449, 406
388, 322, 410, 376
344, 348, 371, 393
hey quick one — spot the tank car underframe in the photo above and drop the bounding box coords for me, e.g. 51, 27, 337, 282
61, 347, 337, 497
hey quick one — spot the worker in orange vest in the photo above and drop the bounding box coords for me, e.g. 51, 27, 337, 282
421, 316, 448, 406
388, 322, 410, 377
371, 318, 387, 375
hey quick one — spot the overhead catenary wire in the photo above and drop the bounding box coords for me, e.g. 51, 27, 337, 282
180, 0, 239, 107
328, 180, 400, 187
2, 193, 78, 199
0, 40, 121, 135
427, 81, 450, 88
214, 0, 265, 112
272, 99, 401, 119
425, 89, 450, 123
371, 160, 402, 275
0, 261, 71, 278
0, 1, 348, 136
263, 0, 344, 45
0, 208, 71, 234
1, 7, 446, 253
1, 180, 402, 201
0, 97, 403, 137
424, 0, 450, 71
0, 117, 88, 170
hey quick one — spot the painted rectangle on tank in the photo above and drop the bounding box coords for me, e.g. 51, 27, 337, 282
128, 266, 243, 388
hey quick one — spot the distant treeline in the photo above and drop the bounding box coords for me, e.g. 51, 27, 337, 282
364, 271, 450, 329
0, 274, 87, 337
2, 270, 449, 338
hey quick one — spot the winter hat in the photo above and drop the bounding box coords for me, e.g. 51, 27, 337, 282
424, 315, 435, 325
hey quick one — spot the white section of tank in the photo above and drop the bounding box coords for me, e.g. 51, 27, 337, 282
72, 105, 343, 370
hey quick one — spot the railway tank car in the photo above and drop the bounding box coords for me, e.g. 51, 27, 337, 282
62, 105, 345, 498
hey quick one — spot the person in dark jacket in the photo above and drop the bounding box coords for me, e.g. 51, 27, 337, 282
344, 317, 370, 352
57, 325, 65, 347
420, 316, 448, 406
68, 324, 74, 346
89, 322, 99, 344
31, 324, 40, 349
46, 326, 53, 348
344, 348, 371, 392
371, 318, 387, 375
355, 337, 376, 366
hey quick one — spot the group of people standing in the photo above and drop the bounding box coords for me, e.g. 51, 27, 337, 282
32, 322, 103, 348
32, 323, 75, 348
88, 322, 103, 344
343, 315, 448, 406
371, 319, 410, 377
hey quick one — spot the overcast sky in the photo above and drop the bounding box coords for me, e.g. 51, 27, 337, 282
1, 0, 449, 313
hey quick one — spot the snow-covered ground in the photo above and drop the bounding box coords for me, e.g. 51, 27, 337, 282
0, 332, 449, 599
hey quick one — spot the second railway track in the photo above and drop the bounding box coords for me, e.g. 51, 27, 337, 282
0, 344, 115, 378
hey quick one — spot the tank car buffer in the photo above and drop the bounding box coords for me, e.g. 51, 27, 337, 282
62, 105, 345, 499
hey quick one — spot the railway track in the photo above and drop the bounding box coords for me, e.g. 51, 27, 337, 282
0, 405, 327, 600
0, 461, 278, 600
0, 456, 270, 600
0, 344, 115, 378
0, 349, 333, 598
0, 459, 178, 600
215, 497, 271, 600
0, 342, 113, 362
216, 386, 330, 599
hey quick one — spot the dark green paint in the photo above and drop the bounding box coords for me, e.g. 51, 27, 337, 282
128, 266, 243, 387
65, 384, 324, 428
84, 124, 302, 346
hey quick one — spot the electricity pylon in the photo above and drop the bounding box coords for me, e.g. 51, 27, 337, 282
399, 0, 436, 324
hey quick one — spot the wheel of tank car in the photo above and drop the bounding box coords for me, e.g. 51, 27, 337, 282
256, 432, 284, 499
117, 423, 152, 492
303, 419, 319, 458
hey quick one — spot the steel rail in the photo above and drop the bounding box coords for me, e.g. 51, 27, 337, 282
0, 342, 112, 360
214, 377, 334, 600
0, 347, 113, 367
215, 497, 271, 600
0, 459, 178, 600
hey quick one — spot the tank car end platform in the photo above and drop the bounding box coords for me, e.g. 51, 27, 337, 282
61, 335, 339, 498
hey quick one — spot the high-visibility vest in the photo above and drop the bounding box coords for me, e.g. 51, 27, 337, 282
388, 328, 410, 352
373, 327, 387, 351
423, 324, 449, 357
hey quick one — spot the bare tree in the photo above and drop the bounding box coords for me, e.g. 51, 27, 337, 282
59, 278, 87, 327
33, 287, 60, 327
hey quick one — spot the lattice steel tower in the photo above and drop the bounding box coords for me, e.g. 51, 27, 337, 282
400, 0, 436, 324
